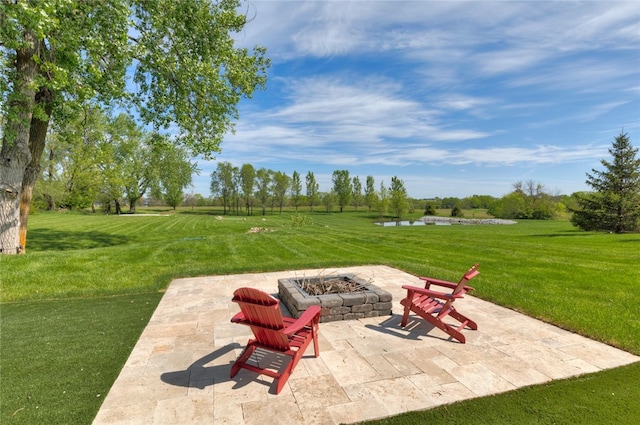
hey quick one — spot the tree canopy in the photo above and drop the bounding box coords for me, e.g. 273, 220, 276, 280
0, 0, 269, 254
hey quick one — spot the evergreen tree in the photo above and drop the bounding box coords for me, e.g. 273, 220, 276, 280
451, 205, 464, 217
424, 202, 437, 216
571, 132, 640, 233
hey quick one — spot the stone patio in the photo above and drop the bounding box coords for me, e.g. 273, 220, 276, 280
92, 265, 639, 424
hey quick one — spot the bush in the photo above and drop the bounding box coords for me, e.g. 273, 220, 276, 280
424, 203, 437, 215
451, 206, 464, 217
290, 212, 313, 227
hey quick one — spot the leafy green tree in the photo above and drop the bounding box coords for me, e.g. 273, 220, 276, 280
33, 143, 66, 211
306, 171, 319, 213
352, 176, 363, 210
272, 171, 290, 214
110, 115, 156, 213
322, 191, 336, 213
465, 194, 496, 209
210, 161, 235, 215
571, 132, 640, 233
489, 181, 557, 220
44, 105, 107, 211
375, 181, 389, 219
97, 118, 130, 214
440, 197, 461, 209
153, 139, 196, 210
1, 0, 269, 254
35, 108, 192, 214
290, 171, 302, 211
332, 170, 352, 212
389, 176, 409, 219
255, 167, 272, 216
365, 175, 376, 212
513, 180, 556, 219
488, 191, 526, 219
240, 163, 256, 215
231, 166, 241, 215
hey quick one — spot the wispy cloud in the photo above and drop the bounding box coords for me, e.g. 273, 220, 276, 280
200, 1, 640, 198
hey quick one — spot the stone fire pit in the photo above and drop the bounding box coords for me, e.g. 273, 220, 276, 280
278, 273, 393, 323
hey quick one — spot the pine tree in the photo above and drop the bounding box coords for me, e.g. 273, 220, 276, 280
571, 132, 640, 233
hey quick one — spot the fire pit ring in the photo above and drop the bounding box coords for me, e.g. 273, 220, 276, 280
278, 273, 393, 323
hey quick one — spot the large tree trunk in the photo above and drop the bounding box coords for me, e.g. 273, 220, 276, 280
0, 34, 38, 255
19, 88, 54, 252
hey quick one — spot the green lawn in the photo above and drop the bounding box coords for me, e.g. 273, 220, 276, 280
1, 209, 639, 424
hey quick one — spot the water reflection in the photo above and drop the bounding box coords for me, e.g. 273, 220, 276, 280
375, 220, 433, 227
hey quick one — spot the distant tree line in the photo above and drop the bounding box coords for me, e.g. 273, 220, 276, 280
210, 164, 412, 219
208, 160, 588, 221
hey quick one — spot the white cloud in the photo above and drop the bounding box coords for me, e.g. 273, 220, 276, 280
193, 1, 640, 199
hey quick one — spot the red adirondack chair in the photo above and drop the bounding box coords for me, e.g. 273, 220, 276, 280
230, 287, 321, 394
400, 264, 479, 343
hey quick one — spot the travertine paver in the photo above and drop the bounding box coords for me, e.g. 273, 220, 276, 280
93, 266, 639, 425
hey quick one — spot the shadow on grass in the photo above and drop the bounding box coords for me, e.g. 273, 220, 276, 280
27, 228, 133, 251
527, 232, 593, 237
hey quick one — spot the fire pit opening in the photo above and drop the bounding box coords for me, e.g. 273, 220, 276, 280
278, 273, 393, 322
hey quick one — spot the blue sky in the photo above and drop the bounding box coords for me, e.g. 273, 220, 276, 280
191, 0, 640, 199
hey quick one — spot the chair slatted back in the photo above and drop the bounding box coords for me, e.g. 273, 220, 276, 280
451, 263, 480, 296
232, 287, 290, 351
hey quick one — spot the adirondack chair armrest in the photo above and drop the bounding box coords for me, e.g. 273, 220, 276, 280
419, 276, 458, 289
418, 277, 475, 293
402, 284, 461, 300
282, 305, 321, 335
230, 311, 246, 324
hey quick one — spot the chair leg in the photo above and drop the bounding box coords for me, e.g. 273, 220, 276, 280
230, 342, 257, 378
443, 324, 466, 344
449, 309, 478, 330
421, 311, 467, 343
275, 361, 295, 395
400, 300, 411, 327
312, 326, 320, 357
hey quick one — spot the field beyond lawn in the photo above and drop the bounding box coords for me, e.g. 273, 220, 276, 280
1, 208, 639, 424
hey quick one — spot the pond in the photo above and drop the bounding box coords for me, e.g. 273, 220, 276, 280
375, 220, 448, 226
376, 217, 517, 226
